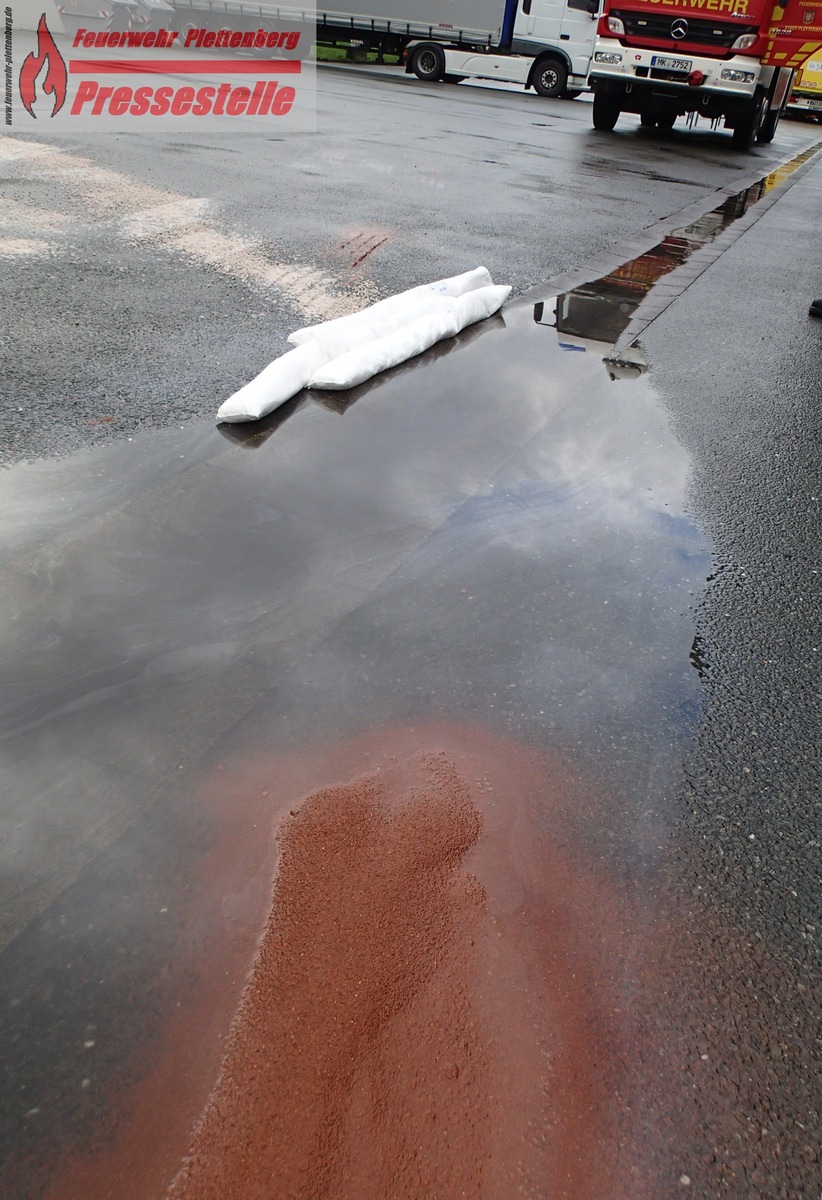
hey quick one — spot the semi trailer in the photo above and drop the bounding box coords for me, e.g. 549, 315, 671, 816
786, 51, 822, 119
168, 0, 602, 98
396, 0, 598, 96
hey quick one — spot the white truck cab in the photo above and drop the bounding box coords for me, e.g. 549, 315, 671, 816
405, 0, 600, 98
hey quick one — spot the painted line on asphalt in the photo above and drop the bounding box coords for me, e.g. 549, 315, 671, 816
0, 138, 380, 321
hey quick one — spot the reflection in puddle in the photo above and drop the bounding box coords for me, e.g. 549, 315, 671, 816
215, 393, 309, 449
534, 296, 649, 379
530, 140, 822, 377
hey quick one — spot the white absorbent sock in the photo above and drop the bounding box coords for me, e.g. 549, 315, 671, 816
287, 266, 494, 347
216, 273, 509, 423
307, 284, 511, 392
216, 295, 457, 423
216, 339, 331, 424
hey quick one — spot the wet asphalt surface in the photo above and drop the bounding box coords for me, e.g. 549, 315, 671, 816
1, 63, 821, 1199
1, 59, 820, 463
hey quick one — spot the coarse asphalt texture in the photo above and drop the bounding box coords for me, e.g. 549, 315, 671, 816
638, 158, 822, 1195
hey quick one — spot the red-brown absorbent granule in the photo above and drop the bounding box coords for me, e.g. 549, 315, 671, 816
44, 724, 652, 1200
167, 753, 490, 1200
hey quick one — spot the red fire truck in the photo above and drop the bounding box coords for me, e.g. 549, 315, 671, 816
587, 0, 821, 149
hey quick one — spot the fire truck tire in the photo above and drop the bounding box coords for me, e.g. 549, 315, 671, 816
757, 105, 781, 143
443, 75, 466, 84
410, 44, 445, 82
732, 93, 767, 150
640, 110, 657, 127
656, 110, 677, 130
533, 58, 568, 98
561, 89, 583, 100
593, 90, 621, 131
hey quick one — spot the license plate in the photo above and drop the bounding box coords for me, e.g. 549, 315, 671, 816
651, 55, 692, 72
809, 98, 822, 110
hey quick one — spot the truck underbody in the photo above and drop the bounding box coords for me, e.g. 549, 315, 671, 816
589, 53, 792, 149
587, 0, 797, 150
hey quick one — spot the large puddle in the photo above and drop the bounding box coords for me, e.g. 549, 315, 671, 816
0, 288, 713, 1197
12, 137, 821, 1192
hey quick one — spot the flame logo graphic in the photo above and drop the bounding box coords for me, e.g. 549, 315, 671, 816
19, 15, 68, 118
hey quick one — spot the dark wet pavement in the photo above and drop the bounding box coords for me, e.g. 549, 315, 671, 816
1, 147, 820, 1197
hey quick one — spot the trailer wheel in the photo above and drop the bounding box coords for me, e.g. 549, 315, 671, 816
410, 44, 445, 82
249, 18, 280, 57
532, 58, 568, 98
656, 110, 677, 131
640, 110, 656, 127
592, 90, 621, 131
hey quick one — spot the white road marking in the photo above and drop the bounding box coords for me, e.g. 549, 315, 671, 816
0, 237, 52, 258
0, 139, 381, 320
0, 201, 72, 231
120, 198, 211, 241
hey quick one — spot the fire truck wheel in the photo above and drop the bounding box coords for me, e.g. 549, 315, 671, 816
410, 44, 445, 82
732, 93, 768, 150
757, 104, 781, 143
640, 111, 657, 127
656, 110, 677, 131
533, 58, 568, 98
593, 90, 621, 131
